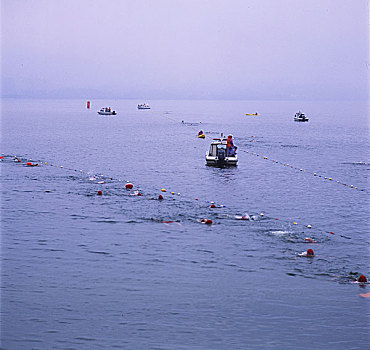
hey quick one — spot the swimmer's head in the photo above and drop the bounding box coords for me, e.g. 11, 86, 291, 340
358, 275, 367, 283
307, 249, 314, 256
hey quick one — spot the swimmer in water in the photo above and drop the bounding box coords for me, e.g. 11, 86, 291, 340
298, 248, 315, 257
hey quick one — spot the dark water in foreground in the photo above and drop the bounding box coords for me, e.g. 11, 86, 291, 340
1, 99, 369, 349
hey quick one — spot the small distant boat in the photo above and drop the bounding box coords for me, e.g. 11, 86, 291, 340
137, 104, 150, 110
245, 113, 259, 116
294, 111, 309, 122
205, 135, 238, 167
198, 133, 206, 138
98, 107, 117, 115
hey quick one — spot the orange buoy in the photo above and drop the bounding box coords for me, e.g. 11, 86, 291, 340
307, 249, 315, 256
125, 183, 134, 189
358, 275, 367, 283
97, 190, 103, 195
27, 162, 32, 166
0, 156, 4, 159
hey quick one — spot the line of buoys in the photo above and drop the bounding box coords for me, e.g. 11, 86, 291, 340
242, 148, 366, 192
162, 113, 366, 192
0, 155, 346, 234
0, 154, 357, 240
4, 153, 370, 286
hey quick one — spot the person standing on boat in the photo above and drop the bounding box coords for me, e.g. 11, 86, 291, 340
227, 134, 237, 156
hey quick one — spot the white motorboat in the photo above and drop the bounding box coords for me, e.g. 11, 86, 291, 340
294, 111, 308, 122
97, 107, 117, 115
205, 135, 238, 167
137, 103, 150, 109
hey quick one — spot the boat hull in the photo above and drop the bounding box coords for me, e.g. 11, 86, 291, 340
98, 111, 117, 115
294, 118, 309, 122
137, 107, 150, 109
205, 155, 238, 167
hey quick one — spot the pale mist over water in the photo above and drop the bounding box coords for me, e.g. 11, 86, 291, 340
1, 0, 369, 101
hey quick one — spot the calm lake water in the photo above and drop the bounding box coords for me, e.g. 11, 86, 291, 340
1, 98, 369, 349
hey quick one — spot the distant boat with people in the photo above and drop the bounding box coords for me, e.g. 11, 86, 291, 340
205, 134, 238, 167
97, 107, 117, 115
137, 103, 150, 110
294, 111, 309, 122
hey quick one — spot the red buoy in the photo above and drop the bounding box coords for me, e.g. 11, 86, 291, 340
26, 162, 32, 166
137, 192, 142, 196
125, 183, 134, 189
307, 249, 314, 256
87, 101, 91, 109
205, 219, 213, 225
358, 275, 367, 283
97, 190, 102, 195
158, 194, 163, 200
210, 204, 216, 208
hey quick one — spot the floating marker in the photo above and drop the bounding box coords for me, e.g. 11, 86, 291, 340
125, 183, 134, 189
329, 178, 332, 180
177, 193, 180, 196
260, 213, 264, 216
210, 204, 216, 208
293, 222, 297, 225
158, 194, 164, 200
205, 219, 213, 225
161, 189, 166, 192
171, 192, 175, 195
97, 190, 102, 195
307, 225, 312, 229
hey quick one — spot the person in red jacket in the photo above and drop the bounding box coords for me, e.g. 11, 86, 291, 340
227, 134, 237, 156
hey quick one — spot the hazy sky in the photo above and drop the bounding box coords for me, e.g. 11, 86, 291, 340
1, 0, 369, 100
